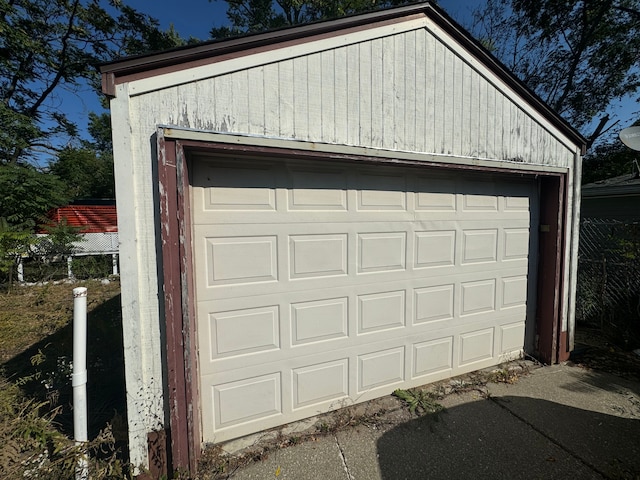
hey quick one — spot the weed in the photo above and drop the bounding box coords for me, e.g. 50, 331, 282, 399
393, 388, 445, 416
0, 375, 131, 479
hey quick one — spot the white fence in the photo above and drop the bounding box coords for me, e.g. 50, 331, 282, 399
16, 232, 120, 282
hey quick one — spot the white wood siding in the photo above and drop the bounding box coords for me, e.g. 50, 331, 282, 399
128, 26, 575, 168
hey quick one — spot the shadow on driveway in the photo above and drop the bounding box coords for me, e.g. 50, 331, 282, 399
377, 395, 640, 480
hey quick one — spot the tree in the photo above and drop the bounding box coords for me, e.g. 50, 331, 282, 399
50, 147, 114, 199
0, 163, 68, 229
582, 131, 640, 184
50, 112, 115, 199
472, 0, 640, 148
209, 0, 397, 37
0, 0, 188, 165
0, 217, 31, 287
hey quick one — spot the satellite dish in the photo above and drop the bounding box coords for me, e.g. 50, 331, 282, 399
619, 126, 640, 151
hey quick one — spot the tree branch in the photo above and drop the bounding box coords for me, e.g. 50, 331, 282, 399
27, 0, 80, 116
586, 114, 613, 150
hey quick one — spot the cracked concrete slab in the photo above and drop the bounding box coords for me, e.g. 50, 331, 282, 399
211, 363, 640, 480
229, 434, 349, 479
487, 364, 640, 479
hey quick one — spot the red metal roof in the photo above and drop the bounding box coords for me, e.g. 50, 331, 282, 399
42, 205, 118, 233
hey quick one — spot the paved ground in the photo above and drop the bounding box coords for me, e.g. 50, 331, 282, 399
205, 360, 640, 480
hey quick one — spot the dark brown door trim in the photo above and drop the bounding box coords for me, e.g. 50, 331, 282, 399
535, 174, 569, 364
157, 134, 200, 474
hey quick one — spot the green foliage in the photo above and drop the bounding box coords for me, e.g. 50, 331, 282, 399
471, 0, 640, 145
210, 0, 399, 37
0, 164, 68, 230
32, 219, 82, 259
582, 139, 639, 184
0, 375, 131, 479
0, 219, 31, 283
86, 112, 114, 154
50, 147, 114, 199
0, 0, 188, 165
393, 388, 444, 416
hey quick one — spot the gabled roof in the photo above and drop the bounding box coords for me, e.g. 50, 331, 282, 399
100, 1, 586, 152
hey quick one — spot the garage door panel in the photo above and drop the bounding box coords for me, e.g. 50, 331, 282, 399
191, 157, 538, 443
198, 300, 527, 376
292, 358, 350, 409
414, 230, 456, 268
195, 243, 531, 302
459, 327, 495, 366
197, 269, 532, 372
203, 235, 279, 287
288, 169, 349, 211
412, 336, 454, 378
199, 315, 527, 443
191, 160, 279, 212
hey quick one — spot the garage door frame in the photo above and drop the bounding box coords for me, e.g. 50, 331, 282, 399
156, 131, 569, 473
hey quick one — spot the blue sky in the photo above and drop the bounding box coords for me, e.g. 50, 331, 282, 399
123, 0, 482, 40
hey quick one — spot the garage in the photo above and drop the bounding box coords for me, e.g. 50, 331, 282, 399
101, 2, 585, 475
190, 155, 538, 443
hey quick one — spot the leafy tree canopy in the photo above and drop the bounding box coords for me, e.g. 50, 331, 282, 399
582, 139, 639, 184
49, 112, 115, 199
0, 163, 69, 229
209, 0, 400, 37
0, 0, 188, 165
50, 147, 114, 199
471, 0, 640, 147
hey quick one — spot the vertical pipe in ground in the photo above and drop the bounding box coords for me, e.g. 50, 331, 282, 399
72, 287, 89, 480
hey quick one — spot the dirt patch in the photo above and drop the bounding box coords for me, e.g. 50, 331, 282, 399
0, 279, 126, 437
570, 327, 640, 381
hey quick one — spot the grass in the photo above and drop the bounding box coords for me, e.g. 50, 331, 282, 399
0, 279, 129, 479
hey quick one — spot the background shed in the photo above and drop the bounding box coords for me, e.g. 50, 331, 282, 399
101, 2, 586, 474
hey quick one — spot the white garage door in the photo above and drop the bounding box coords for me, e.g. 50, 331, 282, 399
190, 155, 538, 443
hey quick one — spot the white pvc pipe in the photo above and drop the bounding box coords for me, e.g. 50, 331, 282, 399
72, 287, 89, 480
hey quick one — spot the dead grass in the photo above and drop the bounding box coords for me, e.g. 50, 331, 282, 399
0, 280, 121, 363
0, 279, 128, 479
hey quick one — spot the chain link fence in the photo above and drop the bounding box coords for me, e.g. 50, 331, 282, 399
576, 218, 640, 348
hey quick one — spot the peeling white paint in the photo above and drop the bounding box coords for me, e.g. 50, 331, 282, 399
110, 13, 582, 471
